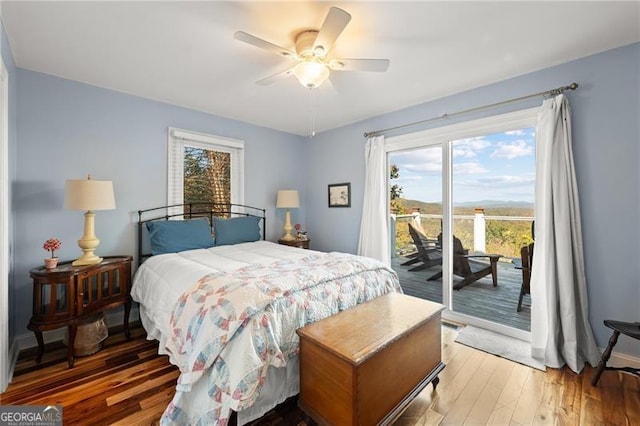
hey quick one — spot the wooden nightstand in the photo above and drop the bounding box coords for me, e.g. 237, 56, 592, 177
28, 256, 133, 368
278, 238, 311, 249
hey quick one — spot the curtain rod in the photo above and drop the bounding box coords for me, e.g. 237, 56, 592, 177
363, 82, 579, 138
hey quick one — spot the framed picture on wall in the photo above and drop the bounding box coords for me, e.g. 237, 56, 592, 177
328, 183, 351, 208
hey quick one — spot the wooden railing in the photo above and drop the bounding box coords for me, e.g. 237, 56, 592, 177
391, 211, 534, 260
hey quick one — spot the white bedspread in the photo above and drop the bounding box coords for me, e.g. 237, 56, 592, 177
132, 242, 314, 359
131, 241, 400, 425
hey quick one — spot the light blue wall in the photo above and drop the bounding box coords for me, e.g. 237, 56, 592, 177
7, 32, 639, 361
2, 19, 18, 343
307, 43, 640, 357
13, 69, 308, 339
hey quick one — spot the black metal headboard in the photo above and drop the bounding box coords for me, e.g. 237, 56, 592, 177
137, 202, 266, 266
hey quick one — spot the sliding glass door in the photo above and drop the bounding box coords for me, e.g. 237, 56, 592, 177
450, 131, 535, 332
389, 145, 443, 305
386, 109, 537, 335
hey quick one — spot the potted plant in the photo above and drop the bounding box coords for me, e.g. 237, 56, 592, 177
295, 224, 308, 240
43, 238, 61, 269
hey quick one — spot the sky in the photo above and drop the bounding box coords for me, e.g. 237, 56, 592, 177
389, 127, 535, 204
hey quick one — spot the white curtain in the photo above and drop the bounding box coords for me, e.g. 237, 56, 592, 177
358, 135, 390, 265
530, 94, 600, 372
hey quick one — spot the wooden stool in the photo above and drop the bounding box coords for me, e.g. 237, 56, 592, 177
591, 320, 640, 386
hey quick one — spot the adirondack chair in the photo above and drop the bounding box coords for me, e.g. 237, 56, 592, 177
428, 233, 501, 290
406, 223, 442, 272
400, 223, 425, 268
515, 243, 534, 311
406, 222, 500, 290
513, 221, 535, 311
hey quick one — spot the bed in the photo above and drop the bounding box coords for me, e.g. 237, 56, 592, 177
131, 203, 401, 425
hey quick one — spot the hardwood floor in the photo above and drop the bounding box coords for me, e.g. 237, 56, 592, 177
2, 323, 638, 425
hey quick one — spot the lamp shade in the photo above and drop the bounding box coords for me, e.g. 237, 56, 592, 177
64, 177, 116, 211
276, 190, 300, 209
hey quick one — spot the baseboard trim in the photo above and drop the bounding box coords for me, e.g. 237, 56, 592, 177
607, 349, 640, 369
15, 307, 140, 352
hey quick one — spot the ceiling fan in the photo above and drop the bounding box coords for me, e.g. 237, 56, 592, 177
234, 7, 390, 89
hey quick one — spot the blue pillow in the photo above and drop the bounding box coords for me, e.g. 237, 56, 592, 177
146, 218, 214, 255
213, 216, 261, 246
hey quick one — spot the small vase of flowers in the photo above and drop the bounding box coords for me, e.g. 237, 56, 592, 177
43, 238, 61, 269
295, 224, 308, 240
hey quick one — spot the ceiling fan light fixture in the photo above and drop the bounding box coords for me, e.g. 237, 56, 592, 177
234, 7, 389, 89
329, 60, 345, 69
293, 59, 330, 88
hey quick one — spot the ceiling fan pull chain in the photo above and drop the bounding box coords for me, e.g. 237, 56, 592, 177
309, 88, 316, 138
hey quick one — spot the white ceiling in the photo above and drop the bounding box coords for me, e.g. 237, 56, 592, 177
2, 1, 639, 136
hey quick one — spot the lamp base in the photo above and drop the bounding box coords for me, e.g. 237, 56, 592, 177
73, 211, 103, 266
281, 209, 295, 241
72, 255, 103, 266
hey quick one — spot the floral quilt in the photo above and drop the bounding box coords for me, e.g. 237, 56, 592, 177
160, 251, 400, 425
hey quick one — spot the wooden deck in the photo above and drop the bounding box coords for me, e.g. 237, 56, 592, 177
392, 254, 531, 331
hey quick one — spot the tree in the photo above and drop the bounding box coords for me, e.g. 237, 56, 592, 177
390, 164, 406, 214
390, 164, 403, 200
183, 147, 231, 215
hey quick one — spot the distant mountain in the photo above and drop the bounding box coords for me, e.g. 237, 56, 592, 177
400, 199, 441, 214
402, 198, 533, 209
399, 198, 533, 215
454, 200, 534, 209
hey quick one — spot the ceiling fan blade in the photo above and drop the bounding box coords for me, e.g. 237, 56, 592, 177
234, 31, 297, 59
255, 66, 296, 86
312, 7, 351, 58
329, 58, 390, 72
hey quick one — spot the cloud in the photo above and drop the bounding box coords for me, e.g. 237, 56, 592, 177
474, 175, 535, 187
397, 175, 423, 182
392, 148, 441, 164
491, 140, 533, 159
391, 148, 442, 175
452, 147, 476, 158
453, 174, 535, 202
453, 162, 488, 174
452, 137, 492, 158
505, 129, 525, 136
403, 162, 443, 174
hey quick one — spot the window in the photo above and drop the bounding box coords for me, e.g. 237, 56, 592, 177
167, 128, 244, 214
451, 127, 536, 259
386, 107, 538, 335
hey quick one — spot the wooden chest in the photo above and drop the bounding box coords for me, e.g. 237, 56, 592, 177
297, 293, 445, 425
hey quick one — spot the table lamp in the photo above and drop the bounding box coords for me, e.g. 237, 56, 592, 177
276, 189, 299, 241
64, 175, 116, 266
